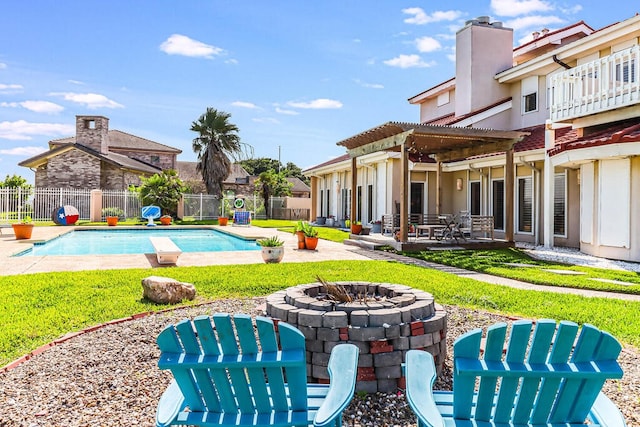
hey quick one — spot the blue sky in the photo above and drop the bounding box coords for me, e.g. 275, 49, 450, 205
1, 1, 638, 184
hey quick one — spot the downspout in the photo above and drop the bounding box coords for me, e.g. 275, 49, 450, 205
552, 55, 572, 70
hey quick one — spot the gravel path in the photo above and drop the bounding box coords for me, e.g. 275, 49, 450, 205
1, 298, 638, 426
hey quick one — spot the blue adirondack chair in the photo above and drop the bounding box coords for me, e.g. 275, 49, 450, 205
405, 319, 626, 427
155, 313, 359, 427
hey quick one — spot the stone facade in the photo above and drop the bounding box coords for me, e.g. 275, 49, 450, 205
36, 150, 101, 189
109, 149, 176, 171
75, 116, 109, 154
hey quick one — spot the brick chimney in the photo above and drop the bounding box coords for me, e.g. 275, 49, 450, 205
75, 115, 110, 154
455, 17, 513, 117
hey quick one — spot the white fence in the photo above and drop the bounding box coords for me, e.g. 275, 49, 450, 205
0, 187, 92, 222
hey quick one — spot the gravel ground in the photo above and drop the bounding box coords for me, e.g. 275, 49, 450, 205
1, 298, 638, 427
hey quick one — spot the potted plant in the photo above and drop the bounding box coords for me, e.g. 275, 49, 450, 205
257, 235, 285, 263
12, 215, 34, 240
371, 220, 382, 233
160, 215, 172, 225
351, 221, 363, 235
218, 216, 228, 226
102, 207, 123, 226
303, 222, 319, 250
293, 220, 306, 249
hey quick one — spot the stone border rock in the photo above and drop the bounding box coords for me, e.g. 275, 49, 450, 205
265, 281, 447, 393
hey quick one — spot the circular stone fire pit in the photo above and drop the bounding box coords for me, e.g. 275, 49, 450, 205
265, 281, 447, 393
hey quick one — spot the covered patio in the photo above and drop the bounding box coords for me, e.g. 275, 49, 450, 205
335, 122, 529, 249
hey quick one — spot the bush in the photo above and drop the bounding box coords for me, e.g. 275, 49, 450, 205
101, 207, 124, 218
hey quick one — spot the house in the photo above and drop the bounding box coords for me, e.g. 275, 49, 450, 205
304, 14, 640, 262
19, 115, 182, 190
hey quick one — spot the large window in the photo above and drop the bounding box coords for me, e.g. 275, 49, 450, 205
492, 179, 505, 230
324, 189, 330, 217
554, 173, 566, 236
410, 183, 424, 214
341, 188, 350, 219
367, 185, 373, 223
356, 186, 362, 222
470, 181, 481, 215
517, 176, 533, 233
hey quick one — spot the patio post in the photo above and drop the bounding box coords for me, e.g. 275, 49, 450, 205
351, 156, 357, 224
505, 147, 514, 242
399, 141, 409, 242
436, 161, 442, 215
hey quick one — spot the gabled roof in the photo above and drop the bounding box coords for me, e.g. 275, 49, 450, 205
50, 129, 181, 153
18, 143, 162, 174
286, 177, 311, 193
303, 154, 350, 173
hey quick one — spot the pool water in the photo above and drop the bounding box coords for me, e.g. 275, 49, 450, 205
16, 228, 260, 256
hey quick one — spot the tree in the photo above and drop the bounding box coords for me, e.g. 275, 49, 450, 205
190, 108, 253, 197
282, 162, 309, 185
239, 158, 282, 176
137, 170, 185, 217
0, 174, 31, 190
254, 170, 292, 219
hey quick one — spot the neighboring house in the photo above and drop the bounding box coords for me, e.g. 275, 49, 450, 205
176, 161, 253, 195
304, 14, 640, 262
19, 115, 182, 190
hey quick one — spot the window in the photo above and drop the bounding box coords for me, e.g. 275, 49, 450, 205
521, 75, 538, 113
367, 185, 373, 223
356, 186, 362, 222
553, 173, 566, 236
492, 180, 505, 230
437, 91, 450, 106
470, 181, 481, 215
150, 155, 160, 165
325, 189, 330, 217
517, 176, 533, 233
341, 188, 349, 219
410, 183, 424, 215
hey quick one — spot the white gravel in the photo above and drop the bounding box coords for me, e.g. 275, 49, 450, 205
517, 243, 640, 272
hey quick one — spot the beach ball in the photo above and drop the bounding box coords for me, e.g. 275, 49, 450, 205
52, 205, 80, 225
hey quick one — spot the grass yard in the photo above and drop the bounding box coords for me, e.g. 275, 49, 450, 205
2, 260, 640, 367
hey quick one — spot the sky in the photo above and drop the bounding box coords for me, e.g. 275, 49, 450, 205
1, 1, 638, 184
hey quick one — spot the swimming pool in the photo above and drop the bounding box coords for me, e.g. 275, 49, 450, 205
15, 228, 260, 256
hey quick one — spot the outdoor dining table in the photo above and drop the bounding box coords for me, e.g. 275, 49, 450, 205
436, 214, 466, 242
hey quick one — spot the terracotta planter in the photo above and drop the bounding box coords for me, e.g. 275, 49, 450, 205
295, 231, 306, 249
12, 223, 34, 240
304, 236, 319, 250
261, 246, 284, 263
106, 216, 119, 226
351, 224, 363, 235
218, 217, 228, 226
160, 216, 172, 225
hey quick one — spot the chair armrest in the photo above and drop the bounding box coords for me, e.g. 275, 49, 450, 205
313, 344, 359, 427
590, 392, 627, 427
405, 350, 445, 427
156, 379, 186, 427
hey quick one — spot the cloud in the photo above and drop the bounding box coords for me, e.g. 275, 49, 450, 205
384, 54, 435, 68
415, 36, 442, 53
286, 99, 343, 109
491, 0, 553, 17
275, 107, 300, 115
160, 34, 225, 59
0, 63, 6, 69
68, 79, 86, 85
225, 58, 239, 65
252, 117, 281, 124
403, 8, 463, 25
50, 92, 124, 109
0, 120, 75, 141
560, 4, 582, 14
504, 15, 564, 32
1, 100, 64, 114
0, 83, 23, 93
354, 79, 384, 89
0, 146, 48, 156
231, 101, 259, 109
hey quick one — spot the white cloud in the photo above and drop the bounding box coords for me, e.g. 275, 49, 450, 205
160, 34, 224, 59
415, 36, 442, 53
0, 120, 75, 141
0, 83, 23, 93
225, 58, 239, 65
491, 0, 553, 17
504, 15, 564, 32
403, 8, 463, 25
1, 100, 64, 114
252, 117, 280, 124
384, 54, 435, 68
275, 107, 300, 115
0, 146, 48, 156
286, 99, 343, 109
354, 79, 384, 89
68, 79, 86, 85
231, 101, 259, 109
50, 92, 124, 109
0, 63, 6, 69
560, 4, 582, 14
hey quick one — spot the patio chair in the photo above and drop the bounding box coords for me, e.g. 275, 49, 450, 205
233, 210, 251, 226
405, 319, 625, 427
155, 313, 359, 427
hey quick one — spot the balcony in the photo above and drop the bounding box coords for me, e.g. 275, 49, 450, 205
550, 45, 640, 122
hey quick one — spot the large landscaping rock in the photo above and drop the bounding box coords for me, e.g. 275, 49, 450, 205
141, 276, 196, 304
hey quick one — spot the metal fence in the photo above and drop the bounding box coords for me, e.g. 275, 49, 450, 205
0, 187, 93, 222
101, 190, 142, 220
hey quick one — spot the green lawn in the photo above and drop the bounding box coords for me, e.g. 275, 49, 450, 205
2, 259, 640, 366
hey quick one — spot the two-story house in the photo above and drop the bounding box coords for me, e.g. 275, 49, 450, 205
19, 115, 182, 190
304, 13, 640, 262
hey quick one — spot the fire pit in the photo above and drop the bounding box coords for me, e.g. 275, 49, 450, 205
265, 280, 447, 393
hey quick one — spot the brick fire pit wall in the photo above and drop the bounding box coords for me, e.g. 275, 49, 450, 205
264, 281, 447, 393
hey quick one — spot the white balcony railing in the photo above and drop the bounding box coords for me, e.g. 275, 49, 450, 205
550, 45, 640, 122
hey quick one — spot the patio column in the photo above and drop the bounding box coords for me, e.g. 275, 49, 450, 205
399, 141, 409, 242
310, 176, 318, 221
505, 147, 514, 242
351, 157, 357, 224
543, 121, 555, 248
436, 161, 442, 215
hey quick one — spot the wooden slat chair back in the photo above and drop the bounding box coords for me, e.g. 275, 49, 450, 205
155, 313, 359, 427
406, 319, 626, 427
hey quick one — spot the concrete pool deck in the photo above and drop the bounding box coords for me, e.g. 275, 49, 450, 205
0, 225, 372, 276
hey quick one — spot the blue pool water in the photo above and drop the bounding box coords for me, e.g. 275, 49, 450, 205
16, 228, 260, 256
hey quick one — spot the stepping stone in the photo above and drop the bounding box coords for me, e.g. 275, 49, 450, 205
589, 278, 638, 286
542, 269, 587, 275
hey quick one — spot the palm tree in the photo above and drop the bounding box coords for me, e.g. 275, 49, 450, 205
190, 108, 252, 196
